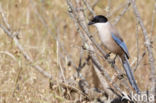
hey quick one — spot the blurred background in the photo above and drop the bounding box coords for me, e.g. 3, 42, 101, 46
0, 0, 155, 102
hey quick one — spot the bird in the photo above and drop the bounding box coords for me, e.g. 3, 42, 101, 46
88, 15, 140, 94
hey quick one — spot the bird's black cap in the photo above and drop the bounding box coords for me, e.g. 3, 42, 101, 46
88, 15, 108, 25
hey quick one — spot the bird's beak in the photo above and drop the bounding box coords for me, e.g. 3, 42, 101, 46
88, 21, 94, 25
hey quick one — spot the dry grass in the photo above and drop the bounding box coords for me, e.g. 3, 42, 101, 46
0, 0, 155, 103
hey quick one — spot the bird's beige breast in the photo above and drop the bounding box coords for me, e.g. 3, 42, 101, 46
95, 22, 124, 55
98, 30, 123, 55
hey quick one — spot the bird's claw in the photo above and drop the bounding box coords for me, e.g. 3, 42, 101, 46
108, 59, 116, 67
108, 59, 115, 64
105, 52, 111, 59
110, 55, 117, 66
111, 60, 115, 64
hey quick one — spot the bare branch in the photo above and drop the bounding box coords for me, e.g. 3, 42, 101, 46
0, 7, 53, 79
91, 0, 100, 9
0, 51, 17, 61
150, 0, 156, 37
113, 1, 130, 25
83, 0, 96, 17
107, 1, 128, 18
128, 0, 155, 97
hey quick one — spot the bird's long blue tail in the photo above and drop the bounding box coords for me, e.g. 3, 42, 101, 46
122, 55, 140, 94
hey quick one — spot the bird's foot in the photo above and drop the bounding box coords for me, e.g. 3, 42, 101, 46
105, 52, 111, 59
109, 55, 117, 67
111, 55, 117, 65
111, 59, 116, 64
109, 59, 116, 67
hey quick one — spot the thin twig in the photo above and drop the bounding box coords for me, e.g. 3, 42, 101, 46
83, 0, 96, 17
106, 0, 111, 16
107, 1, 128, 18
132, 51, 146, 72
150, 0, 156, 37
56, 27, 66, 82
134, 22, 140, 71
113, 1, 130, 25
0, 51, 16, 61
91, 0, 100, 9
0, 7, 53, 79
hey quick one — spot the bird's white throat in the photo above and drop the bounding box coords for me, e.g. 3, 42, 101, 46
93, 22, 112, 45
93, 22, 110, 31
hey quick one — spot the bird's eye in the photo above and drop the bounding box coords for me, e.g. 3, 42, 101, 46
92, 19, 98, 23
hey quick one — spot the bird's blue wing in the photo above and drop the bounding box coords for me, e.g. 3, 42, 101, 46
111, 33, 130, 58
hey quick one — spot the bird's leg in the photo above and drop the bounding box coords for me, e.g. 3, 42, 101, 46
111, 54, 117, 64
105, 52, 111, 59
